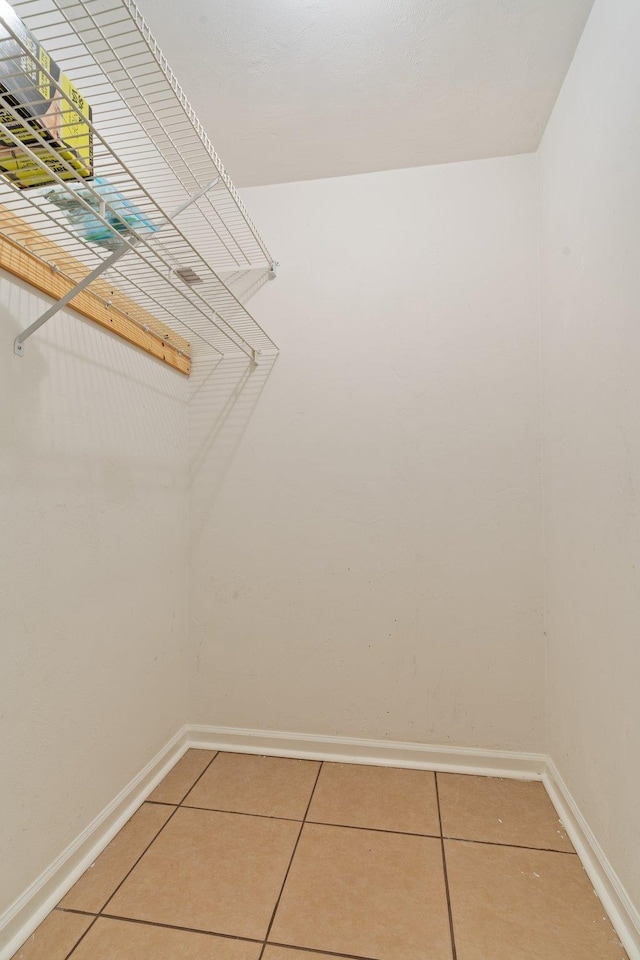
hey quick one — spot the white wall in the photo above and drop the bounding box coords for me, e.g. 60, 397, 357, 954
189, 155, 545, 751
538, 0, 640, 913
0, 282, 188, 919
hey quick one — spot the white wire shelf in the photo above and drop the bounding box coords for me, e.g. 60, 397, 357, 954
0, 0, 279, 367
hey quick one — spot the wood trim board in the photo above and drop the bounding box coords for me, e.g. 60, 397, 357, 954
0, 204, 191, 374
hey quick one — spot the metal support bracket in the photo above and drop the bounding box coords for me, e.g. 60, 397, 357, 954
268, 261, 279, 280
13, 177, 220, 357
14, 243, 134, 356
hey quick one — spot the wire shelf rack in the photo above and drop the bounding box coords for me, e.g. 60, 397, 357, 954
0, 0, 279, 369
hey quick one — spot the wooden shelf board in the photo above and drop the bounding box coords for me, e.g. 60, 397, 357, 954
0, 205, 191, 375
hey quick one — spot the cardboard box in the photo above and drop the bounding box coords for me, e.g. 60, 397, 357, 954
0, 0, 93, 189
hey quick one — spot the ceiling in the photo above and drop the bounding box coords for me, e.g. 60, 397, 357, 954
135, 0, 595, 187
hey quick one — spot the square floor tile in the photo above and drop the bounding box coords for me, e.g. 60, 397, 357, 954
183, 753, 320, 820
437, 774, 573, 851
106, 807, 300, 940
148, 749, 216, 804
307, 762, 440, 835
68, 916, 261, 959
10, 910, 92, 960
59, 802, 174, 912
269, 823, 452, 960
445, 840, 628, 960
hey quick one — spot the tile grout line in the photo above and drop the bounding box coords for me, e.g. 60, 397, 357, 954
257, 761, 325, 960
61, 913, 99, 960
56, 908, 98, 917
52, 751, 225, 960
434, 772, 458, 960
305, 823, 575, 855
98, 751, 220, 915
61, 913, 263, 949
56, 908, 386, 960
304, 818, 440, 838
177, 750, 220, 807
442, 835, 576, 855
59, 750, 221, 959
265, 940, 386, 960
179, 803, 301, 822
140, 804, 577, 854
99, 912, 263, 946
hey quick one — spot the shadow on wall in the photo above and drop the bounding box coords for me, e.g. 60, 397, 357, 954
0, 281, 188, 493
1, 305, 48, 443
220, 267, 271, 305
187, 264, 277, 537
1, 269, 276, 528
188, 352, 277, 543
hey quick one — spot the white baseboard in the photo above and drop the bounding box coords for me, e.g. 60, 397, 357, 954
543, 758, 640, 960
2, 724, 638, 960
188, 724, 547, 778
0, 726, 189, 960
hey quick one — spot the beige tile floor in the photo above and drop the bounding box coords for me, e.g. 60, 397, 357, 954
12, 749, 629, 960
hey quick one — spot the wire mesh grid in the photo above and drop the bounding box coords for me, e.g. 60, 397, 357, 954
0, 0, 278, 364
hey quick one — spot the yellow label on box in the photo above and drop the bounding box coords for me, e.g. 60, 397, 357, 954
38, 47, 51, 100
0, 143, 91, 188
0, 0, 93, 189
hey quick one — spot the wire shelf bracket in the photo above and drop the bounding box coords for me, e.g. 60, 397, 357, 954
13, 176, 220, 356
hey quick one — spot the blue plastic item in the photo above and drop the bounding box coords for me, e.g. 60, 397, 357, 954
45, 177, 157, 251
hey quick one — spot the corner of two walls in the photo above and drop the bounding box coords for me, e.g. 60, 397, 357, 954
537, 0, 640, 917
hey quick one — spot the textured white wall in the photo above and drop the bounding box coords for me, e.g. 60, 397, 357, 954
189, 155, 545, 751
0, 280, 188, 918
539, 0, 640, 913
